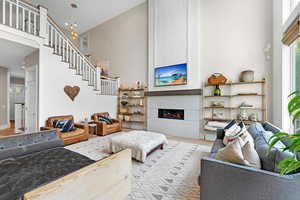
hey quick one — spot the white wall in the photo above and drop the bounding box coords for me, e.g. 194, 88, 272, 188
273, 0, 285, 129
83, 3, 148, 88
148, 0, 201, 91
199, 0, 273, 121
0, 10, 118, 128
39, 46, 117, 127
0, 67, 9, 129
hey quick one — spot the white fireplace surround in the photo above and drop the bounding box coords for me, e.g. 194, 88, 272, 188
147, 95, 202, 139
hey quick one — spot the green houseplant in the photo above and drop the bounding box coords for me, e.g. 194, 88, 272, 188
268, 91, 300, 175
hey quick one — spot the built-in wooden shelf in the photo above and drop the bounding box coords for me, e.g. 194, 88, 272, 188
145, 89, 202, 97
204, 94, 265, 98
122, 120, 145, 123
202, 79, 267, 141
119, 88, 145, 92
126, 97, 144, 99
204, 107, 266, 111
126, 104, 145, 107
204, 118, 263, 123
205, 80, 265, 87
119, 88, 147, 130
118, 112, 144, 116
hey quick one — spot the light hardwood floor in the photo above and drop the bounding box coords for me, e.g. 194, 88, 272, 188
0, 121, 19, 137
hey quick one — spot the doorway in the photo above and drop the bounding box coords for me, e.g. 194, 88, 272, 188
0, 38, 38, 136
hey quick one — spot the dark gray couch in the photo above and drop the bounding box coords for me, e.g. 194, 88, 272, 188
200, 122, 300, 200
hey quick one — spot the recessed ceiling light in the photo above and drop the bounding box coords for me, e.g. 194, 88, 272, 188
64, 22, 69, 26
70, 3, 78, 8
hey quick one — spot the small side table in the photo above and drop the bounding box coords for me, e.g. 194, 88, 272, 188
88, 124, 97, 135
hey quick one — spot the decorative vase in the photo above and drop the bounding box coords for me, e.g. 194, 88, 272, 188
240, 70, 254, 82
213, 85, 221, 96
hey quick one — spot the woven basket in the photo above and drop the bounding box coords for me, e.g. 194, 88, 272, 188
208, 73, 227, 85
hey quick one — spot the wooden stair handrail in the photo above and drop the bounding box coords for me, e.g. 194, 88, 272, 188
47, 15, 97, 72
19, 0, 38, 9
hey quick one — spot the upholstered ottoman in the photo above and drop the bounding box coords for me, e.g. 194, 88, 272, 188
109, 131, 168, 162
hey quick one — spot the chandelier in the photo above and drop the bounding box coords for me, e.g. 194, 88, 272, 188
64, 22, 78, 40
65, 3, 79, 40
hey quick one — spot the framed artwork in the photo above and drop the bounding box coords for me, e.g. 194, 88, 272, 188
154, 63, 187, 87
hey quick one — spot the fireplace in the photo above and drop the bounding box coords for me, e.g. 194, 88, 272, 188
158, 109, 184, 120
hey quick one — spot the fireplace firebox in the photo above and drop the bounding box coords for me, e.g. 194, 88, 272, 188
158, 109, 184, 120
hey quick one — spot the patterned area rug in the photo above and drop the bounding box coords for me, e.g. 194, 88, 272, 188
65, 133, 211, 200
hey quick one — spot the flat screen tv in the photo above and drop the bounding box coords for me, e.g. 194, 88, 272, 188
154, 63, 187, 87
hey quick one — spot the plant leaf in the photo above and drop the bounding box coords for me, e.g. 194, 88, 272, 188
292, 110, 300, 122
288, 91, 300, 97
288, 96, 300, 115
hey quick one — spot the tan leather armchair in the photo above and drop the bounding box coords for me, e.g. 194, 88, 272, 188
41, 115, 89, 145
91, 112, 122, 136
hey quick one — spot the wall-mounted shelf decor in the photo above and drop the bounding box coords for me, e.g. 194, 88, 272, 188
202, 79, 267, 140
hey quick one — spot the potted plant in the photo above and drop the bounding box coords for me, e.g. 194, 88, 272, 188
268, 91, 300, 175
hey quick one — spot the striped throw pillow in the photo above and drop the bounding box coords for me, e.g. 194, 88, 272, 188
98, 116, 113, 124
53, 119, 76, 132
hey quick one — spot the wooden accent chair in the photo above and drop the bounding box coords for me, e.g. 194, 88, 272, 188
42, 115, 89, 145
91, 112, 122, 136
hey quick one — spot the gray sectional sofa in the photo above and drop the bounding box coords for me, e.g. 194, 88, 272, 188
200, 122, 300, 200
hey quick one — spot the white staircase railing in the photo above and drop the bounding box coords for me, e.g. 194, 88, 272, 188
100, 78, 119, 96
0, 0, 40, 36
0, 0, 119, 96
46, 16, 98, 90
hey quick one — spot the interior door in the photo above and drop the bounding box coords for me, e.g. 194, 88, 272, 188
25, 65, 38, 133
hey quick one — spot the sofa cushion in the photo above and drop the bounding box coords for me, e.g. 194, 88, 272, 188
107, 123, 120, 129
263, 122, 282, 134
211, 139, 225, 153
0, 130, 63, 161
263, 122, 291, 147
255, 131, 294, 173
60, 128, 85, 138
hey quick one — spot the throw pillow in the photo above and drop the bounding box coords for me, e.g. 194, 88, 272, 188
216, 138, 261, 169
223, 122, 241, 145
247, 122, 265, 140
242, 141, 261, 169
223, 122, 254, 146
216, 138, 246, 165
238, 123, 255, 147
53, 119, 76, 132
224, 120, 237, 130
98, 116, 113, 124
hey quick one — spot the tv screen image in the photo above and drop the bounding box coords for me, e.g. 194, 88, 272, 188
154, 63, 187, 87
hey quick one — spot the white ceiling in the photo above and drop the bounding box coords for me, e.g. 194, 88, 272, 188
29, 0, 146, 33
0, 38, 36, 78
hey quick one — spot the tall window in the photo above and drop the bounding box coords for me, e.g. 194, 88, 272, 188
290, 0, 300, 12
291, 39, 300, 131
284, 0, 300, 22
294, 40, 300, 91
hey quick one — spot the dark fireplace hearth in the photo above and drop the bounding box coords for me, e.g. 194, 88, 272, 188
158, 109, 184, 120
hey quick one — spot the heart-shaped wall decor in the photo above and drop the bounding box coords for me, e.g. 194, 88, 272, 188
64, 85, 80, 101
